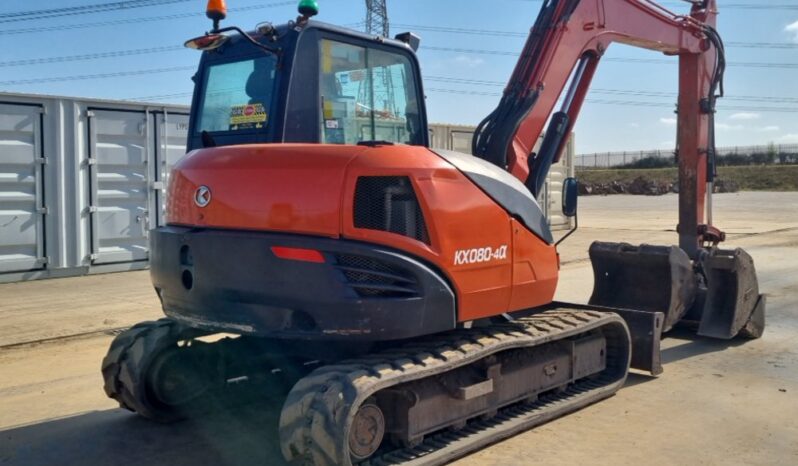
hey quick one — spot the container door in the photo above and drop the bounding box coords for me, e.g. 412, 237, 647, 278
87, 109, 150, 264
0, 103, 46, 273
153, 112, 189, 226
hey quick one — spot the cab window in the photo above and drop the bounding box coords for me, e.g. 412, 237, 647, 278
319, 39, 422, 145
197, 56, 276, 133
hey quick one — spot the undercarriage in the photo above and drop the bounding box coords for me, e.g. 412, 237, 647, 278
102, 309, 636, 465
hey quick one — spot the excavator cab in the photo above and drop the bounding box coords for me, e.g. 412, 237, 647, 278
185, 12, 427, 151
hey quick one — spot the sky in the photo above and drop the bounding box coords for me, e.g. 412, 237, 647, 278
1, 0, 797, 154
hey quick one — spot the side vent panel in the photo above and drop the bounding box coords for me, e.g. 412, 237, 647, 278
335, 254, 419, 298
353, 176, 430, 244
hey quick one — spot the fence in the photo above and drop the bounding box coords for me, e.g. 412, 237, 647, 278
576, 144, 798, 169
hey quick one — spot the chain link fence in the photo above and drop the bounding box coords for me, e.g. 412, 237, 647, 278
576, 144, 798, 169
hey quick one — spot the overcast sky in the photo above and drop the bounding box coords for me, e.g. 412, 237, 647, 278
1, 0, 796, 154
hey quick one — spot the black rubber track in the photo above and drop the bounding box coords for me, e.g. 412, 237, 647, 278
101, 318, 186, 423
279, 309, 631, 466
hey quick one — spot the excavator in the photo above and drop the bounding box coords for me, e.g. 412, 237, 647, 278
101, 0, 767, 464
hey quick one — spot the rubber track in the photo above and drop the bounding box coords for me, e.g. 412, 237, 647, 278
100, 318, 183, 423
279, 309, 631, 466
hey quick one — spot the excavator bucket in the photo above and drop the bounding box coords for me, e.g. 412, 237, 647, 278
588, 242, 697, 332
696, 248, 765, 339
588, 242, 765, 340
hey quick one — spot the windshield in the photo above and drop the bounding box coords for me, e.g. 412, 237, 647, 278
197, 55, 277, 133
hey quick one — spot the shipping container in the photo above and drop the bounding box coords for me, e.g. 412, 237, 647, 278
0, 93, 573, 283
0, 92, 189, 283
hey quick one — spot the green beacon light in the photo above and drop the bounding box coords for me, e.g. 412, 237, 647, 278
298, 0, 319, 18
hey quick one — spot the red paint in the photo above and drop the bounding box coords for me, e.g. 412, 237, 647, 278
271, 246, 326, 264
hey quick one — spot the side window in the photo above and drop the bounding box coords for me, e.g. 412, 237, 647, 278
319, 39, 421, 145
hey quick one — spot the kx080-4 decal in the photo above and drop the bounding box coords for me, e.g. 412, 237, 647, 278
454, 245, 509, 265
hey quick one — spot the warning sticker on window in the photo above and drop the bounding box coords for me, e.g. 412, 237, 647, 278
229, 103, 267, 130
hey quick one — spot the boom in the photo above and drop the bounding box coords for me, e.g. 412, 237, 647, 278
473, 0, 723, 258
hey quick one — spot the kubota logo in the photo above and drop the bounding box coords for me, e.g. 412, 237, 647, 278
194, 185, 211, 207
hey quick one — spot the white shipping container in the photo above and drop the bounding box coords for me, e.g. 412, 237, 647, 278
0, 92, 189, 283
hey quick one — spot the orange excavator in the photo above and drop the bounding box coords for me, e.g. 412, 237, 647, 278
101, 0, 766, 464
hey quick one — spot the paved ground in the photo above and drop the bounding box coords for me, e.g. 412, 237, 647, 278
1, 192, 797, 465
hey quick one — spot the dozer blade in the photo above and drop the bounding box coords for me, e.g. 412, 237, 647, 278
588, 242, 697, 332
696, 248, 765, 339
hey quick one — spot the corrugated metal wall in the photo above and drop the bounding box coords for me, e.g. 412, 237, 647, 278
0, 94, 574, 283
0, 93, 189, 283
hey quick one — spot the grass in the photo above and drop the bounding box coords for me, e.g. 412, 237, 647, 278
576, 165, 798, 191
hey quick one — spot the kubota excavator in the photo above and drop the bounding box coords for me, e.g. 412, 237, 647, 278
101, 0, 766, 464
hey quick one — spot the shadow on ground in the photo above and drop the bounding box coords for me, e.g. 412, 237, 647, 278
0, 330, 756, 466
0, 395, 289, 466
661, 328, 748, 365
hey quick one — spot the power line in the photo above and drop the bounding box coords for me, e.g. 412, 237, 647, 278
131, 86, 798, 112
0, 0, 191, 24
425, 87, 798, 113
424, 76, 798, 104
422, 46, 798, 69
7, 41, 791, 71
0, 66, 194, 86
0, 1, 296, 36
662, 2, 798, 10
5, 63, 797, 112
393, 23, 798, 50
0, 46, 184, 67
512, 0, 798, 8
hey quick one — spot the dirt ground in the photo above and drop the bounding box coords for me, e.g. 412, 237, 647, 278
1, 192, 797, 466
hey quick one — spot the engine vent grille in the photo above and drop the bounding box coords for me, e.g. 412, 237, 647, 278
335, 254, 419, 298
353, 176, 430, 244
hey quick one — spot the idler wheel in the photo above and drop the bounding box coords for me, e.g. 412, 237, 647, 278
349, 400, 386, 462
